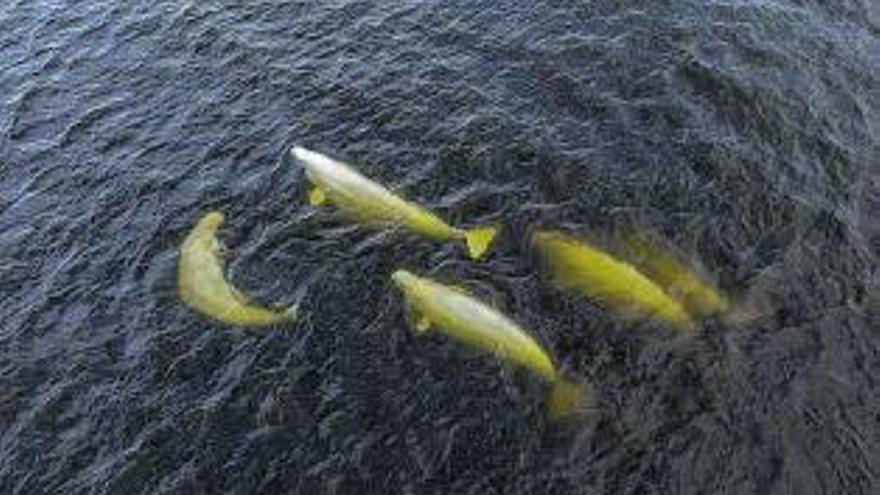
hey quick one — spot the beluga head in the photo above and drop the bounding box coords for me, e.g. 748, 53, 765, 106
198, 211, 226, 232
391, 269, 418, 291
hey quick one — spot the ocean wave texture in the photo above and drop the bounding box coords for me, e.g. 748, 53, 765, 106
1, 1, 878, 494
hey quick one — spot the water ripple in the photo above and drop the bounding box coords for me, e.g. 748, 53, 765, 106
0, 0, 878, 493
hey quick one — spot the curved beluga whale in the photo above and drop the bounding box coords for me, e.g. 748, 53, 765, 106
391, 269, 592, 421
291, 146, 498, 260
178, 211, 297, 326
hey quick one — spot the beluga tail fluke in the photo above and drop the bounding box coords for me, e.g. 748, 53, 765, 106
391, 269, 592, 421
178, 211, 297, 326
291, 146, 498, 260
532, 230, 696, 331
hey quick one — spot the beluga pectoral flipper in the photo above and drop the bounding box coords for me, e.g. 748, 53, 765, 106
178, 211, 298, 326
291, 146, 498, 260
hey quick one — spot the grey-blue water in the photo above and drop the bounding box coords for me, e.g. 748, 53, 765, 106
2, 1, 879, 493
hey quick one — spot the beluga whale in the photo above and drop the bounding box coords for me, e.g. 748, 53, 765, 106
532, 230, 696, 331
178, 211, 297, 326
391, 269, 591, 421
292, 146, 498, 260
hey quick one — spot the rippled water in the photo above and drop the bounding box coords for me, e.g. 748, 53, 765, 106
2, 1, 879, 493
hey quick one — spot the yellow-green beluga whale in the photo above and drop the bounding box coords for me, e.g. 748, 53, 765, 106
532, 230, 696, 331
291, 146, 498, 260
391, 269, 591, 420
620, 230, 729, 318
178, 211, 297, 326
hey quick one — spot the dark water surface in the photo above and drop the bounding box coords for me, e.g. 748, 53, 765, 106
2, 1, 879, 493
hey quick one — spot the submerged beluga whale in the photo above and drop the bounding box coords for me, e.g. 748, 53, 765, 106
532, 230, 697, 331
